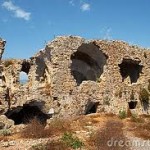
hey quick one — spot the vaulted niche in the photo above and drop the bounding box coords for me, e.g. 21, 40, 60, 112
85, 101, 99, 115
19, 61, 30, 84
118, 59, 143, 84
71, 43, 108, 85
21, 61, 30, 74
5, 101, 50, 125
128, 101, 137, 109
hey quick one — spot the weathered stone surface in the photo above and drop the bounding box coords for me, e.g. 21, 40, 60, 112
0, 39, 6, 60
0, 122, 5, 129
0, 36, 150, 122
0, 115, 14, 129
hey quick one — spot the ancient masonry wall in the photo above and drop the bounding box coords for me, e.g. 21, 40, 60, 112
0, 36, 150, 119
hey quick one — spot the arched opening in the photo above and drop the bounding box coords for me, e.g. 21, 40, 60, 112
71, 43, 107, 85
19, 61, 30, 84
5, 102, 50, 125
35, 57, 47, 82
21, 61, 30, 74
85, 101, 99, 115
118, 58, 143, 84
128, 101, 137, 109
19, 72, 28, 84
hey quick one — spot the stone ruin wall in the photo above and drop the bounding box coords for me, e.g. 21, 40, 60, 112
0, 36, 150, 123
45, 36, 150, 117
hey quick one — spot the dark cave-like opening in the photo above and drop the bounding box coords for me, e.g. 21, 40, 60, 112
71, 43, 107, 86
128, 101, 137, 109
21, 61, 31, 74
19, 61, 31, 84
85, 102, 99, 115
118, 59, 143, 84
5, 104, 50, 125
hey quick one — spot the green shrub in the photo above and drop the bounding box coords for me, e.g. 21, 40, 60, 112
118, 109, 127, 119
61, 132, 84, 149
0, 129, 11, 136
139, 88, 149, 103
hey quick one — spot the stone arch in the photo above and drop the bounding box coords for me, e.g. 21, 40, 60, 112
71, 43, 108, 85
85, 101, 99, 114
5, 101, 50, 125
19, 60, 31, 84
118, 58, 143, 84
21, 60, 30, 74
128, 101, 137, 109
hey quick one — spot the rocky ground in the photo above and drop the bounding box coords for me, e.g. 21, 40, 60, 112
0, 113, 150, 150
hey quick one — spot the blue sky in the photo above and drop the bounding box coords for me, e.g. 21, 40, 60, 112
0, 0, 150, 59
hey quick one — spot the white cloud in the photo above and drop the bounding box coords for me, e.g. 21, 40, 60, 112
2, 1, 31, 21
19, 72, 28, 81
69, 0, 75, 6
69, 1, 91, 11
81, 3, 90, 11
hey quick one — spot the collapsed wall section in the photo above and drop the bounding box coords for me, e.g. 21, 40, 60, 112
71, 43, 108, 85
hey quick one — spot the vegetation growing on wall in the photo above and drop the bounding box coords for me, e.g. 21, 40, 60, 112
139, 88, 149, 103
139, 88, 149, 111
3, 59, 14, 67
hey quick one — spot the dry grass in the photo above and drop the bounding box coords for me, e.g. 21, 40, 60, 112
3, 59, 14, 67
0, 136, 9, 142
43, 83, 51, 96
130, 119, 150, 140
127, 108, 132, 118
140, 114, 150, 118
1, 114, 141, 150
88, 119, 130, 150
30, 140, 68, 150
126, 114, 150, 140
45, 140, 68, 150
30, 131, 84, 150
21, 118, 50, 139
21, 117, 77, 139
104, 113, 116, 117
130, 115, 145, 123
47, 118, 73, 135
